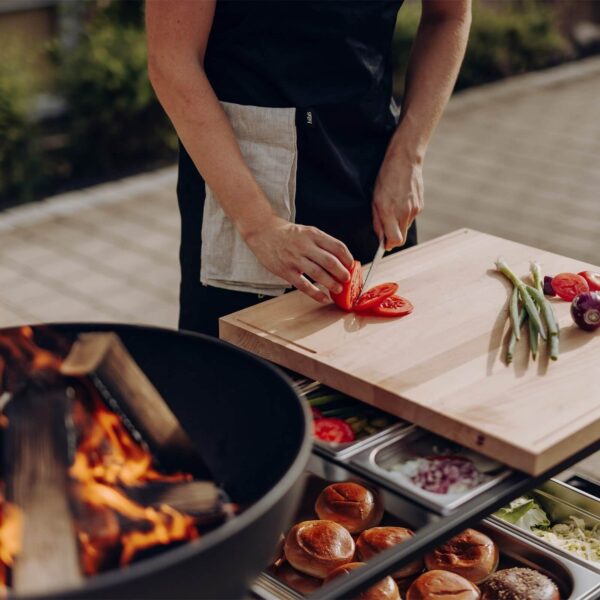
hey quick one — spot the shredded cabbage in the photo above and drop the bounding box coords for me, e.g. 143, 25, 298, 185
496, 497, 600, 565
535, 516, 600, 565
494, 496, 550, 531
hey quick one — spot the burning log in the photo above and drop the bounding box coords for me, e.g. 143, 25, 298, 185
3, 377, 83, 594
61, 333, 212, 478
124, 481, 230, 525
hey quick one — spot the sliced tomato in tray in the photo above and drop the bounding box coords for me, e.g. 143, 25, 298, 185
370, 295, 414, 318
330, 260, 363, 311
354, 282, 398, 312
551, 273, 589, 301
579, 271, 600, 292
313, 418, 355, 443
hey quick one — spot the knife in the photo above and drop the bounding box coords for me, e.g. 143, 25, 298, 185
358, 238, 385, 299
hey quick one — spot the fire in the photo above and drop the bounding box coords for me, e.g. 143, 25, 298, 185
0, 501, 22, 589
0, 328, 203, 585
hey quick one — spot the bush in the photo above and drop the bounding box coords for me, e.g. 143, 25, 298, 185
393, 0, 572, 96
53, 14, 176, 178
0, 45, 42, 206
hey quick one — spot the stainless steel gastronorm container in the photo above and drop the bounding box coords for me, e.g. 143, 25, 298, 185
252, 465, 600, 600
492, 478, 600, 574
349, 427, 513, 514
293, 379, 409, 460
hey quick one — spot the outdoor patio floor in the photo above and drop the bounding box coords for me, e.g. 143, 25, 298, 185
1, 57, 599, 480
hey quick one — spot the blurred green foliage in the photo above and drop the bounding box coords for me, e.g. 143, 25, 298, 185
393, 0, 572, 96
0, 44, 41, 203
0, 0, 577, 206
53, 13, 176, 178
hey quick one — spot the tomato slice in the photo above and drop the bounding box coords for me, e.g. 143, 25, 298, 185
354, 282, 399, 312
579, 271, 600, 292
370, 295, 414, 318
551, 273, 589, 301
313, 418, 355, 443
330, 260, 363, 311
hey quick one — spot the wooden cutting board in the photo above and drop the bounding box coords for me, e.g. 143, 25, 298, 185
220, 229, 600, 475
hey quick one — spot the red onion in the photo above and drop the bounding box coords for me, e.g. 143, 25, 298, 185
571, 292, 600, 331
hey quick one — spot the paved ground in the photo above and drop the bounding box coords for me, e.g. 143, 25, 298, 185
1, 57, 599, 480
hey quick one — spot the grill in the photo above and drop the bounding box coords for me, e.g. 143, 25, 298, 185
0, 323, 312, 599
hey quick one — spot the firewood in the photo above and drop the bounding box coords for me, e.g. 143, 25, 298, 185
3, 378, 83, 593
124, 481, 226, 523
61, 333, 212, 478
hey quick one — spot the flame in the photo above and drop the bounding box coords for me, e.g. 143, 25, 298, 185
0, 327, 62, 389
70, 386, 191, 487
0, 501, 22, 567
0, 328, 203, 584
0, 500, 22, 592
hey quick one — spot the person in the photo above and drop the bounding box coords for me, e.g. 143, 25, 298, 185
146, 0, 471, 336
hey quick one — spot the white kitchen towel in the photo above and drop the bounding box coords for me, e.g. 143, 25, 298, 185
200, 102, 297, 295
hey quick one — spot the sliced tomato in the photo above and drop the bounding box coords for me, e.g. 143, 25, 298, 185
354, 282, 399, 312
551, 273, 589, 301
370, 294, 414, 318
330, 260, 363, 311
313, 418, 355, 443
579, 271, 600, 292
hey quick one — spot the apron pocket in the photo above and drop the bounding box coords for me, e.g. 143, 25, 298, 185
200, 102, 297, 296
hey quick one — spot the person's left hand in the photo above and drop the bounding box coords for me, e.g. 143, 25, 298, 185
372, 156, 424, 250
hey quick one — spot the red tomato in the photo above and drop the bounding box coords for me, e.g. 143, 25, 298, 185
579, 271, 600, 292
330, 260, 363, 311
313, 418, 355, 443
551, 273, 589, 301
370, 295, 414, 318
354, 282, 399, 312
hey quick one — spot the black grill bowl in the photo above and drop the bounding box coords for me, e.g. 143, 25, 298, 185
7, 323, 312, 600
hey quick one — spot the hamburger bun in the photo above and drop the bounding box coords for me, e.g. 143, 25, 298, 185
284, 520, 355, 579
273, 561, 322, 595
425, 529, 498, 584
315, 482, 384, 533
325, 562, 401, 600
406, 570, 480, 600
481, 567, 560, 600
356, 527, 423, 579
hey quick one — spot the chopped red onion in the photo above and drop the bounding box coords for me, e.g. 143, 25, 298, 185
391, 456, 490, 494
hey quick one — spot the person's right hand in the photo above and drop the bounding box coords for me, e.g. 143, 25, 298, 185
243, 216, 354, 303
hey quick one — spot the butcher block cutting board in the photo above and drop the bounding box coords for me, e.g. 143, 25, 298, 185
220, 229, 600, 475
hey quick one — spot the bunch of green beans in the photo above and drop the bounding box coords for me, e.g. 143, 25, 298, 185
495, 259, 560, 363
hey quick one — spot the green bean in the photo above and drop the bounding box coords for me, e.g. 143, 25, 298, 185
528, 315, 538, 360
509, 287, 521, 341
527, 284, 560, 361
526, 286, 559, 336
507, 307, 527, 364
496, 259, 547, 339
307, 393, 344, 407
550, 334, 560, 361
530, 261, 544, 293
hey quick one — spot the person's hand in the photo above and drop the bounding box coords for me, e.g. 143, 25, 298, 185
372, 157, 424, 250
243, 216, 354, 303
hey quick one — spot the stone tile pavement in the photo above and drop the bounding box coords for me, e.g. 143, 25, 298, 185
1, 57, 599, 480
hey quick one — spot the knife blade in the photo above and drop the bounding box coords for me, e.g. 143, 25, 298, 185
358, 239, 385, 299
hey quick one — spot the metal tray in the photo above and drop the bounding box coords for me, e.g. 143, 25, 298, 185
349, 427, 512, 514
492, 479, 600, 574
252, 469, 600, 600
292, 378, 409, 460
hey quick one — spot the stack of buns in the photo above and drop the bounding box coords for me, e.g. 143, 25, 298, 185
275, 481, 560, 600
280, 481, 401, 599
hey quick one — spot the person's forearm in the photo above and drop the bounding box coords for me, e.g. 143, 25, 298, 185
148, 58, 274, 238
388, 4, 471, 163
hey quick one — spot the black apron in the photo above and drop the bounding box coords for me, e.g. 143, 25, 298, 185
178, 0, 417, 335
